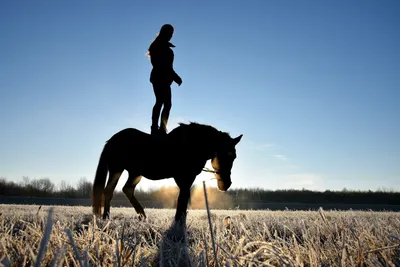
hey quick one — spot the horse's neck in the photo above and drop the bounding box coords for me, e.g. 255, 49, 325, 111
180, 127, 218, 158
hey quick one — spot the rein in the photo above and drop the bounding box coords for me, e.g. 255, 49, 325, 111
202, 167, 220, 175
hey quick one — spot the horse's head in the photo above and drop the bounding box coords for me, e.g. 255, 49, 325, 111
211, 134, 243, 191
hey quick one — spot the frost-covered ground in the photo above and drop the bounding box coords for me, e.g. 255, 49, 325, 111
0, 204, 399, 266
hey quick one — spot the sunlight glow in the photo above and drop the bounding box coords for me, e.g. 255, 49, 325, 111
193, 160, 218, 187
114, 160, 218, 192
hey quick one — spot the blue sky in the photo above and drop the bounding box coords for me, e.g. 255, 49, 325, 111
1, 0, 399, 192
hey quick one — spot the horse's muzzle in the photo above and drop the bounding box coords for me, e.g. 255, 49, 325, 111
217, 179, 232, 191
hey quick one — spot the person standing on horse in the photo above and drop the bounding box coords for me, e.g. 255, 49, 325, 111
148, 24, 182, 135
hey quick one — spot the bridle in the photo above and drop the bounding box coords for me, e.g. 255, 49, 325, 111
201, 146, 235, 176
202, 151, 234, 175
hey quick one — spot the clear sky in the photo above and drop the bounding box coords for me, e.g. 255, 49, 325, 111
1, 0, 399, 192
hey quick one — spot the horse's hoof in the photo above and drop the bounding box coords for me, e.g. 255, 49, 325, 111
138, 214, 147, 221
166, 222, 186, 243
102, 213, 110, 220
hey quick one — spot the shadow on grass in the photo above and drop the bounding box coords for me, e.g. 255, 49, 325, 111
153, 217, 193, 267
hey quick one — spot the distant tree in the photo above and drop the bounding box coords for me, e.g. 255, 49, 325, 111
21, 176, 30, 187
59, 180, 69, 192
76, 177, 92, 198
0, 177, 7, 195
28, 178, 55, 196
40, 178, 55, 194
58, 180, 77, 198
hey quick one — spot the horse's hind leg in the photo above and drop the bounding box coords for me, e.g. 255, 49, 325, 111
103, 170, 122, 219
123, 175, 146, 219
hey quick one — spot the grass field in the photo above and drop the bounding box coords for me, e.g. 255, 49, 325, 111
0, 204, 399, 266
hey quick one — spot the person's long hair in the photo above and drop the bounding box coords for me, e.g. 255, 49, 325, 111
147, 24, 174, 58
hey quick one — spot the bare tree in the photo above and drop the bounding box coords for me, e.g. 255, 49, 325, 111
38, 178, 55, 195
59, 180, 69, 192
58, 180, 76, 198
76, 177, 92, 198
21, 176, 30, 187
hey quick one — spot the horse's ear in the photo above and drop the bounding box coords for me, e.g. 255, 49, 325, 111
233, 134, 243, 146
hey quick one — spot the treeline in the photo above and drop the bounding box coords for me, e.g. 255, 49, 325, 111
0, 177, 176, 202
231, 187, 400, 205
0, 177, 93, 198
0, 177, 399, 206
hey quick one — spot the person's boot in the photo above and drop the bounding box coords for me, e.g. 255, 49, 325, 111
159, 123, 168, 135
159, 127, 167, 136
151, 125, 159, 135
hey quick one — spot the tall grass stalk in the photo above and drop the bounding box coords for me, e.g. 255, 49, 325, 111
34, 207, 53, 267
203, 181, 218, 266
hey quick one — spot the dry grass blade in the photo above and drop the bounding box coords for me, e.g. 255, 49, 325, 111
27, 245, 37, 265
340, 230, 347, 267
318, 207, 328, 225
83, 249, 90, 267
121, 218, 127, 244
48, 245, 66, 267
216, 244, 242, 267
388, 234, 400, 243
158, 240, 164, 267
199, 251, 206, 267
102, 220, 111, 232
36, 205, 42, 216
0, 239, 11, 267
34, 207, 54, 267
203, 181, 218, 266
350, 227, 365, 266
0, 255, 11, 266
202, 232, 209, 267
341, 245, 347, 267
365, 244, 400, 254
64, 228, 83, 267
183, 237, 193, 267
115, 232, 121, 267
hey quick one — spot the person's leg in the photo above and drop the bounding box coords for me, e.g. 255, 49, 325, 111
160, 84, 172, 134
151, 83, 164, 134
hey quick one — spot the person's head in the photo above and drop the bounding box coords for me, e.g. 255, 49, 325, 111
147, 24, 175, 57
158, 24, 174, 41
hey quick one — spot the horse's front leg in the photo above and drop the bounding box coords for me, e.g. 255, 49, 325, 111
123, 175, 146, 220
175, 184, 192, 222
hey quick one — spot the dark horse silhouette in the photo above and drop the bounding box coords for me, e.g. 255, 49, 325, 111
92, 122, 242, 222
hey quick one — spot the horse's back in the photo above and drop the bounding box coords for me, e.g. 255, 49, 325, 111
106, 128, 145, 142
105, 128, 148, 152
106, 127, 174, 157
104, 127, 180, 176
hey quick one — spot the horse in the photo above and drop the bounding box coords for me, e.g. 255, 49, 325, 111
91, 122, 243, 222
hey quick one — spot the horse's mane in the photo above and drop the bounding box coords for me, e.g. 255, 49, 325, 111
176, 122, 231, 139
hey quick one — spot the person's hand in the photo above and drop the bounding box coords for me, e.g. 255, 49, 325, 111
175, 75, 182, 86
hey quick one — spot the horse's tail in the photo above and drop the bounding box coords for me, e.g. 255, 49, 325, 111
92, 143, 109, 216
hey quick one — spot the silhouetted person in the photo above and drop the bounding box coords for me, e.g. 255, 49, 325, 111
148, 24, 182, 135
